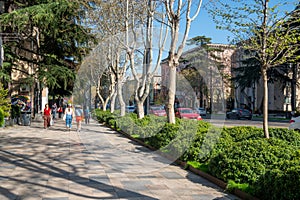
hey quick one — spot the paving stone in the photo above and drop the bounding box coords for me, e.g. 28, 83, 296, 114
160, 171, 186, 179
0, 119, 240, 200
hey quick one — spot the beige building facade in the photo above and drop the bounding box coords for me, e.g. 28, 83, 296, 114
231, 48, 300, 114
161, 44, 235, 112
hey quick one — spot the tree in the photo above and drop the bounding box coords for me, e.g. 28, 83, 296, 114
0, 0, 96, 115
209, 0, 300, 138
124, 0, 168, 119
164, 0, 203, 124
184, 36, 233, 111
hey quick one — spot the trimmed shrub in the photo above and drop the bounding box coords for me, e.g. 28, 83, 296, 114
255, 159, 300, 200
94, 109, 300, 198
0, 108, 4, 127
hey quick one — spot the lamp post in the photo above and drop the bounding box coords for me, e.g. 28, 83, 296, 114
285, 82, 291, 119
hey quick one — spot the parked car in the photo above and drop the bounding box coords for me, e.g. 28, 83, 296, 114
197, 107, 207, 116
175, 107, 202, 120
125, 105, 136, 113
226, 108, 252, 120
289, 116, 300, 131
149, 105, 167, 117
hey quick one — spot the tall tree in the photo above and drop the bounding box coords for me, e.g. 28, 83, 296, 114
209, 0, 300, 138
164, 0, 203, 124
125, 0, 168, 119
0, 0, 96, 115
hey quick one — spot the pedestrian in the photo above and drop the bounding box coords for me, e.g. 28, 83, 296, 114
84, 106, 90, 124
43, 103, 52, 129
63, 104, 74, 131
51, 103, 57, 119
75, 105, 84, 132
57, 105, 63, 118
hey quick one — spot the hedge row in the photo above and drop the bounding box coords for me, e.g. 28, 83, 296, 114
94, 109, 300, 200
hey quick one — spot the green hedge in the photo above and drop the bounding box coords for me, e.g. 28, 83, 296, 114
94, 109, 300, 199
0, 108, 4, 127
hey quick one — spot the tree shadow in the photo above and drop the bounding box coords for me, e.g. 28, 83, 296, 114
0, 134, 157, 199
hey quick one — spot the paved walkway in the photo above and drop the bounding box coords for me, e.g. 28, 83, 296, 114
0, 118, 239, 200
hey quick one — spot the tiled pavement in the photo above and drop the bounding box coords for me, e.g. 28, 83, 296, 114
0, 118, 239, 200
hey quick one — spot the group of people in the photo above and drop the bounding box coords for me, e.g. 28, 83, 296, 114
43, 103, 91, 132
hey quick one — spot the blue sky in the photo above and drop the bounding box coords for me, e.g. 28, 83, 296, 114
187, 0, 298, 44
188, 5, 231, 44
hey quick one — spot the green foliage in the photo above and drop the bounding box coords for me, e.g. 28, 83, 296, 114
226, 180, 253, 194
187, 161, 209, 173
0, 84, 11, 117
0, 108, 4, 127
254, 159, 300, 200
94, 110, 300, 198
11, 104, 21, 119
0, 0, 97, 96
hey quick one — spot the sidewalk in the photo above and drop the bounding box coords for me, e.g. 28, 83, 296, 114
0, 118, 239, 200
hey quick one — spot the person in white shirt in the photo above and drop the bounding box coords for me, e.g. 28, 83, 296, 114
64, 104, 74, 131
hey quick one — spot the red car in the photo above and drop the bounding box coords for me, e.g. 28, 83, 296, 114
175, 108, 202, 120
149, 106, 167, 116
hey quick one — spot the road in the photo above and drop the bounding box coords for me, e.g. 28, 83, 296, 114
203, 118, 290, 129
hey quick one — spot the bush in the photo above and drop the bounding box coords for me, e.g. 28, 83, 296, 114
94, 109, 300, 198
254, 159, 300, 200
0, 108, 4, 127
0, 84, 11, 117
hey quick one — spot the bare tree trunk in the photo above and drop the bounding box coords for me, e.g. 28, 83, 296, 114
136, 101, 144, 119
110, 91, 117, 113
262, 68, 269, 138
164, 0, 202, 123
117, 81, 126, 116
167, 66, 177, 124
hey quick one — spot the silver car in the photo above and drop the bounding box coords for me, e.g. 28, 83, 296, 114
289, 116, 300, 131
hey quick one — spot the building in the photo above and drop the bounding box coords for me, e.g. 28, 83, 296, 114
232, 46, 300, 114
161, 44, 235, 112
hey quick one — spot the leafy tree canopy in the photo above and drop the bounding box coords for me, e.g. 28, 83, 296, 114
0, 0, 97, 96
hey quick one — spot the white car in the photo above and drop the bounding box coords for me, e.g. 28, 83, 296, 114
289, 116, 300, 131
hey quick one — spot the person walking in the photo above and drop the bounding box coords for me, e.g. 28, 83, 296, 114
51, 103, 57, 120
57, 105, 63, 118
84, 106, 90, 124
43, 103, 52, 129
63, 104, 74, 131
75, 105, 84, 132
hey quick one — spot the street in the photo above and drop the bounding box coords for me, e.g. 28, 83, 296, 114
203, 118, 290, 129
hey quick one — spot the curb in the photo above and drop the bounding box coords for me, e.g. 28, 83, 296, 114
101, 122, 259, 200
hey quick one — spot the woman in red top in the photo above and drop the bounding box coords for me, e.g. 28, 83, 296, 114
43, 103, 52, 129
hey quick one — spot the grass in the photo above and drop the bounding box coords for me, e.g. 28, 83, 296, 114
252, 115, 289, 121
187, 161, 209, 173
226, 180, 254, 195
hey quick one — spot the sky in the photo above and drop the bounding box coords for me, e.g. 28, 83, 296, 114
188, 4, 231, 44
187, 0, 298, 45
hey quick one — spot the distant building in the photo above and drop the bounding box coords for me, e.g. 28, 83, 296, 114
231, 47, 300, 114
161, 44, 235, 112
